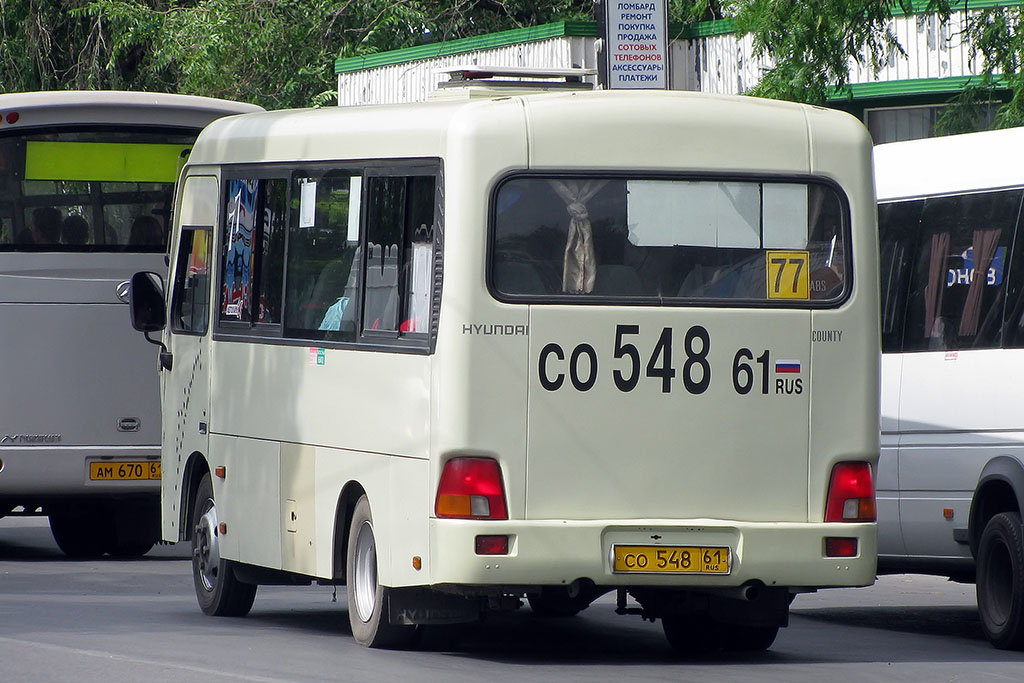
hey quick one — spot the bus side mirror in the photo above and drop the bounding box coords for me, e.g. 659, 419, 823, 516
129, 271, 166, 332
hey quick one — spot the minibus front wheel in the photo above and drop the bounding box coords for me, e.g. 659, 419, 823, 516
191, 473, 257, 617
977, 511, 1024, 649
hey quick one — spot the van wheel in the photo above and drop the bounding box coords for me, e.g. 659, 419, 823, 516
49, 504, 111, 558
977, 512, 1024, 649
346, 495, 416, 648
191, 473, 257, 616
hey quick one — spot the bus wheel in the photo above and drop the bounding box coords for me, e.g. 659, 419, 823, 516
191, 473, 256, 617
49, 504, 111, 558
346, 495, 416, 648
106, 501, 158, 558
977, 512, 1024, 649
662, 613, 723, 654
720, 624, 779, 651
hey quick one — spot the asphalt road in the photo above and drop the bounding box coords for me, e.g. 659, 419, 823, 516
1, 516, 1023, 682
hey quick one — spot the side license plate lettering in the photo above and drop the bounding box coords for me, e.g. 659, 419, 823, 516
89, 461, 161, 481
613, 545, 731, 574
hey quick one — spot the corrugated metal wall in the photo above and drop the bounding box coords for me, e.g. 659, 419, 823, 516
337, 37, 599, 106
336, 11, 983, 106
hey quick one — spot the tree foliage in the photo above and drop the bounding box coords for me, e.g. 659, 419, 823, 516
0, 0, 600, 109
943, 6, 1024, 130
732, 0, 950, 105
3, 0, 1012, 124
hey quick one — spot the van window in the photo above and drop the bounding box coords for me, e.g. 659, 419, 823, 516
900, 190, 1022, 351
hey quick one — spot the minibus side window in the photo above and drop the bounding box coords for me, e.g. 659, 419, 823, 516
218, 177, 287, 328
878, 200, 923, 353
902, 190, 1021, 351
362, 174, 435, 336
221, 178, 259, 324
283, 172, 359, 342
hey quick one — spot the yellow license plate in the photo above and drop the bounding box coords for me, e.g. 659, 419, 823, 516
613, 545, 731, 574
89, 461, 161, 481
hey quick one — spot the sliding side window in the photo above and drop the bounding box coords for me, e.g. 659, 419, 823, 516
219, 177, 287, 329
362, 173, 436, 337
283, 171, 360, 342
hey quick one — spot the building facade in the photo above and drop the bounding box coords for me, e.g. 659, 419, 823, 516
336, 5, 1016, 143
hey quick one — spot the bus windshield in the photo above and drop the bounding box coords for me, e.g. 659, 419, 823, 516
0, 128, 193, 252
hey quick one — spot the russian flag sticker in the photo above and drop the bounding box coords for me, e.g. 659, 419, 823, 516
775, 360, 801, 374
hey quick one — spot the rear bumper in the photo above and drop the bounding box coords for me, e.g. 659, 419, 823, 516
424, 518, 876, 590
0, 446, 160, 502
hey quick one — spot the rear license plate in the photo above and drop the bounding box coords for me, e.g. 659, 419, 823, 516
89, 461, 161, 481
612, 545, 731, 574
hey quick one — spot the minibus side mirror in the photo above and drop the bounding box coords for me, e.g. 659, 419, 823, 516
129, 271, 166, 332
129, 271, 173, 371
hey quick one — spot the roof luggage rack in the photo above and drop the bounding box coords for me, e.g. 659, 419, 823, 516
430, 66, 597, 99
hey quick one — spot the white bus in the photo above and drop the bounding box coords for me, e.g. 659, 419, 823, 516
129, 79, 879, 652
0, 91, 261, 557
876, 127, 1024, 650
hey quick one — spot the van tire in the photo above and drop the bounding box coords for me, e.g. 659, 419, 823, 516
346, 495, 415, 648
191, 473, 257, 616
977, 512, 1024, 650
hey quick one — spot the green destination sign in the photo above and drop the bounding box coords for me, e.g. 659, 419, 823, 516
25, 141, 190, 183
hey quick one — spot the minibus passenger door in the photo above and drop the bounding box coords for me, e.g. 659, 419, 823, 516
160, 175, 218, 539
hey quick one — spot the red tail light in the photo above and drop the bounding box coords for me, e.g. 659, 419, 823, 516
435, 457, 508, 520
825, 537, 858, 557
825, 462, 876, 522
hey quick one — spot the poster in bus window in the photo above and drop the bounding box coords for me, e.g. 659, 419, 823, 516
222, 179, 258, 320
189, 230, 209, 276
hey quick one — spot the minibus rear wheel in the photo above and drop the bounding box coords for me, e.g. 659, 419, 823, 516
346, 495, 416, 648
977, 512, 1024, 649
191, 473, 257, 617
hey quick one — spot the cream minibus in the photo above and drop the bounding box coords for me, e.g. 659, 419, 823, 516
130, 79, 879, 652
876, 127, 1024, 650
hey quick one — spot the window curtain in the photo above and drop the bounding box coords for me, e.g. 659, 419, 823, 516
549, 180, 607, 294
959, 228, 1001, 337
924, 232, 950, 339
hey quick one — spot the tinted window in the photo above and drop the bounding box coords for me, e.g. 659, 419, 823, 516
878, 200, 923, 353
900, 190, 1022, 351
